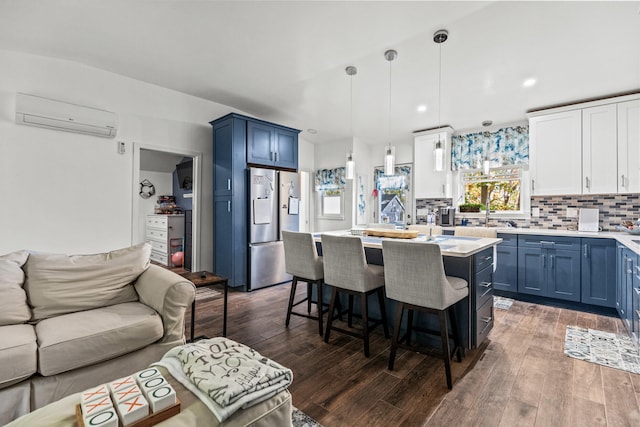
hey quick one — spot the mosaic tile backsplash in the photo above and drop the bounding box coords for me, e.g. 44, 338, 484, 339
416, 193, 640, 231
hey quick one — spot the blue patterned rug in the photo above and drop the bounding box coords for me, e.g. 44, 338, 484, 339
564, 325, 640, 374
293, 407, 323, 427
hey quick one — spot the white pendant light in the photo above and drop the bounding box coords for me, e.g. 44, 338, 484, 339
483, 121, 492, 175
384, 49, 397, 176
434, 140, 444, 172
345, 65, 357, 180
433, 29, 448, 172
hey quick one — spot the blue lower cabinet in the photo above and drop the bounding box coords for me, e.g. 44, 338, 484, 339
547, 250, 581, 302
517, 235, 581, 302
494, 233, 517, 292
581, 238, 616, 307
518, 247, 546, 296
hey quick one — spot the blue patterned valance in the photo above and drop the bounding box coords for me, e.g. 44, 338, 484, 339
374, 164, 412, 191
451, 125, 529, 171
315, 167, 346, 191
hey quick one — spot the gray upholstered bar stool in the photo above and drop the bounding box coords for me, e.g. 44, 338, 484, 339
382, 240, 468, 389
321, 234, 390, 357
283, 230, 326, 336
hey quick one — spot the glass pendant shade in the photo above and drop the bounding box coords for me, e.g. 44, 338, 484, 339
345, 152, 355, 180
384, 145, 395, 175
434, 140, 444, 172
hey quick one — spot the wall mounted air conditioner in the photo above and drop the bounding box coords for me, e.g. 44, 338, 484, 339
15, 93, 118, 138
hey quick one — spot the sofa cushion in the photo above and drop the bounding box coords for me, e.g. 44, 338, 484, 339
0, 324, 37, 389
24, 243, 151, 320
36, 302, 163, 376
0, 250, 31, 325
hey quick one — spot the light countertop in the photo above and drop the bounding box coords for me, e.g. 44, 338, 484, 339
314, 231, 501, 258
441, 226, 640, 256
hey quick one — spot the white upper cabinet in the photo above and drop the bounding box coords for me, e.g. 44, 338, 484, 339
582, 104, 617, 194
529, 110, 582, 196
414, 128, 453, 199
618, 99, 640, 193
529, 93, 640, 196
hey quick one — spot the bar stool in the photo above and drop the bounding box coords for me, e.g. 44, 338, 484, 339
382, 240, 468, 389
321, 234, 389, 357
282, 231, 326, 335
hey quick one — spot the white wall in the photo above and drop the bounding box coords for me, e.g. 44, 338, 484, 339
314, 138, 353, 232
0, 50, 234, 270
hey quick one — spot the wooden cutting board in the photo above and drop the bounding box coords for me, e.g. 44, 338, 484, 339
364, 228, 419, 239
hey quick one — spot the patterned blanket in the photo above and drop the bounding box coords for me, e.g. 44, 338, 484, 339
153, 337, 293, 422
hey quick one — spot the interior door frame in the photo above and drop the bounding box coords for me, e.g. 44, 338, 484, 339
132, 143, 202, 271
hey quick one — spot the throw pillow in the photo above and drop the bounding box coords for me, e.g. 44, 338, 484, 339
24, 242, 151, 320
0, 250, 31, 325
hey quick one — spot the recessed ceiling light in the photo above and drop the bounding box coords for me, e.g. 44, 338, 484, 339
417, 105, 427, 113
307, 128, 318, 134
523, 78, 537, 88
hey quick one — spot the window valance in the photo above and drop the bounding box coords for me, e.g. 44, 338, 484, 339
315, 167, 346, 191
452, 125, 529, 171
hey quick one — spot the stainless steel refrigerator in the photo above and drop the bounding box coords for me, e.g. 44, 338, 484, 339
248, 167, 300, 290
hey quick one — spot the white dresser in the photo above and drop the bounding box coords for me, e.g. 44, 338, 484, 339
145, 214, 185, 266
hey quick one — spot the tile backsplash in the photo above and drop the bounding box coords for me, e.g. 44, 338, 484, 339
416, 193, 640, 231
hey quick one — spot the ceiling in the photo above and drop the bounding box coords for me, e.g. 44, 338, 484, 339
1, 1, 639, 146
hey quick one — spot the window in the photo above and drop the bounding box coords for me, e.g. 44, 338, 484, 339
462, 167, 523, 213
318, 189, 345, 219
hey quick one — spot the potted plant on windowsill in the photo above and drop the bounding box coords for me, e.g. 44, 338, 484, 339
458, 203, 484, 213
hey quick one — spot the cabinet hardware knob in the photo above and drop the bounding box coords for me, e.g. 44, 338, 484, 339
621, 174, 626, 187
227, 179, 231, 191
479, 281, 492, 288
481, 316, 493, 323
227, 200, 231, 212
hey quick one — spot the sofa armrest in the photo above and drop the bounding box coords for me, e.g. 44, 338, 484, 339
134, 265, 195, 343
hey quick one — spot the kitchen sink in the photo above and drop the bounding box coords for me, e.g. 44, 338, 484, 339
632, 240, 640, 245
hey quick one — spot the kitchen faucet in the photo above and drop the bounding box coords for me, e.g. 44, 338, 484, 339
485, 187, 493, 227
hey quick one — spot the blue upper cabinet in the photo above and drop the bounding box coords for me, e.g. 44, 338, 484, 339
246, 118, 299, 170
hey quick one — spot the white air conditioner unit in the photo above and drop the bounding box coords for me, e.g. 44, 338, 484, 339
15, 93, 118, 138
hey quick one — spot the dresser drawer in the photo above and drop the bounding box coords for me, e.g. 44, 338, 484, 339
475, 248, 494, 272
146, 239, 168, 253
476, 265, 493, 308
147, 216, 169, 230
146, 228, 168, 241
150, 249, 168, 265
476, 297, 494, 345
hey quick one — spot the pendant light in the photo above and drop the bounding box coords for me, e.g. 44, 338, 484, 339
345, 66, 357, 180
483, 121, 492, 175
433, 29, 448, 172
384, 49, 397, 176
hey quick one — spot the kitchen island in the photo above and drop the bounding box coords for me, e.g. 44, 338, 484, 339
313, 231, 502, 349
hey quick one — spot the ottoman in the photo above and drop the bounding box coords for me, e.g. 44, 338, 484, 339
5, 366, 292, 427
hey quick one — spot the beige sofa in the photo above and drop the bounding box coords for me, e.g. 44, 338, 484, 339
0, 243, 196, 425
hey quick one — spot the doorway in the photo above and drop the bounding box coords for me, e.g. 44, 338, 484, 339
132, 143, 202, 271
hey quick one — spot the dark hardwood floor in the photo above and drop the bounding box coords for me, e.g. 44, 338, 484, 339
186, 283, 640, 426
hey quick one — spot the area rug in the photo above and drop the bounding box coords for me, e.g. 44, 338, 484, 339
195, 287, 221, 301
564, 325, 640, 374
493, 296, 514, 310
292, 407, 323, 427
